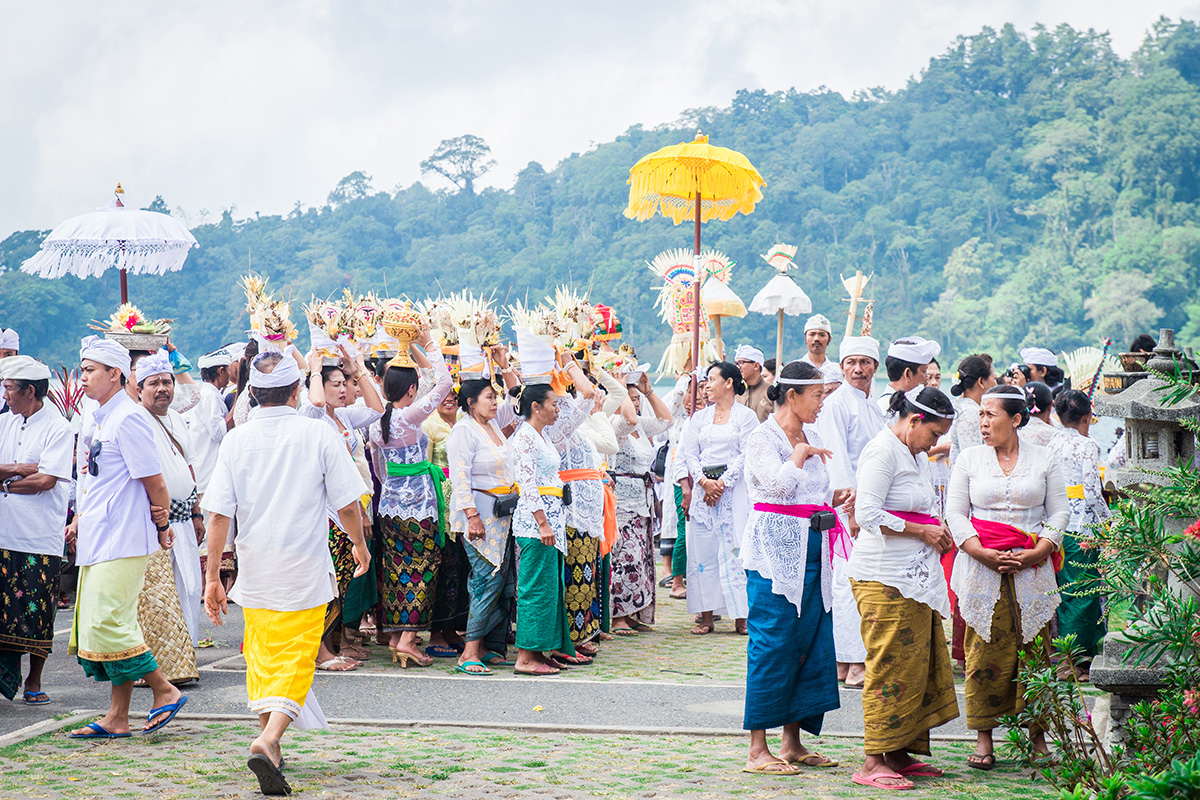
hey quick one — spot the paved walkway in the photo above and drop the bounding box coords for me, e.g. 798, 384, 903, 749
0, 594, 986, 740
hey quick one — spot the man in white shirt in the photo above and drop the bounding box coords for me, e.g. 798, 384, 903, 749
186, 348, 234, 499
0, 356, 72, 704
876, 337, 941, 414
203, 351, 368, 797
813, 335, 885, 688
136, 350, 204, 656
733, 345, 772, 423
66, 337, 185, 739
800, 314, 842, 382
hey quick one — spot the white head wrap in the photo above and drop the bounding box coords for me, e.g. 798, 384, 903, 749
1020, 347, 1058, 367
887, 336, 941, 366
804, 314, 832, 335
0, 355, 51, 381
733, 345, 764, 366
198, 349, 235, 370
0, 328, 18, 351
837, 335, 880, 364
136, 349, 173, 382
80, 335, 131, 377
249, 352, 303, 389
224, 342, 248, 362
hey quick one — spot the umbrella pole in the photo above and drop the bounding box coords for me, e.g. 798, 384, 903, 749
714, 317, 723, 360
690, 189, 702, 413
120, 268, 128, 305
776, 310, 784, 369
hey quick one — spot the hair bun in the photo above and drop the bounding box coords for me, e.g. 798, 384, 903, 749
766, 384, 782, 404
950, 383, 964, 397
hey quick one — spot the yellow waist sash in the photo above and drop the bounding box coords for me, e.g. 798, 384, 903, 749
1065, 484, 1085, 499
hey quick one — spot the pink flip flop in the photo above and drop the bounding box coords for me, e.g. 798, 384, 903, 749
898, 761, 944, 777
852, 771, 915, 790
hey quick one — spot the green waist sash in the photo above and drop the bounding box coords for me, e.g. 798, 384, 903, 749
385, 460, 447, 546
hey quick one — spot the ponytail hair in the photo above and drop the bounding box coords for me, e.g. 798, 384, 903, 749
951, 355, 993, 397
1024, 381, 1053, 416
708, 361, 746, 396
380, 365, 419, 444
766, 360, 822, 405
1053, 389, 1092, 425
888, 386, 955, 421
514, 383, 555, 419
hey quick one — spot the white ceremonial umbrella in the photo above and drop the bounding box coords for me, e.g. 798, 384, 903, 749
749, 243, 812, 367
21, 184, 198, 303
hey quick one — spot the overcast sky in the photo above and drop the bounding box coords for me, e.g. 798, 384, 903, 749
3, 1, 1198, 235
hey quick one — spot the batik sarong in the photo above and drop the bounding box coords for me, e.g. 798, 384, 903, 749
964, 573, 1049, 732
670, 485, 687, 578
70, 555, 158, 686
744, 526, 839, 732
243, 604, 323, 720
0, 549, 61, 699
378, 516, 441, 632
515, 538, 574, 655
611, 511, 655, 624
564, 526, 600, 644
852, 579, 959, 755
465, 532, 515, 655
1056, 535, 1105, 660
324, 522, 357, 645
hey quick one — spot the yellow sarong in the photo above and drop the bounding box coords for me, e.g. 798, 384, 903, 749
963, 574, 1049, 732
852, 580, 959, 755
243, 605, 324, 720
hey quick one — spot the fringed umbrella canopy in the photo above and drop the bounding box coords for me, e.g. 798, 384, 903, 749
21, 184, 198, 303
624, 133, 765, 225
749, 243, 811, 367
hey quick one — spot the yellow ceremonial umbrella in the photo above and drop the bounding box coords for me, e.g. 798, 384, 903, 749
625, 132, 765, 407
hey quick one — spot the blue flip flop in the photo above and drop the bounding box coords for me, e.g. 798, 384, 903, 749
143, 694, 188, 735
23, 691, 51, 705
69, 721, 131, 740
484, 651, 516, 667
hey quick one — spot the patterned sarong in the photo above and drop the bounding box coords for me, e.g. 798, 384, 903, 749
964, 573, 1049, 732
1056, 536, 1105, 659
852, 579, 959, 754
378, 516, 441, 632
324, 522, 358, 645
611, 511, 655, 624
744, 527, 839, 732
0, 549, 61, 699
243, 604, 323, 720
564, 526, 600, 644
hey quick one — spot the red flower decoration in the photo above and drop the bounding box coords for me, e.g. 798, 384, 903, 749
1185, 519, 1200, 540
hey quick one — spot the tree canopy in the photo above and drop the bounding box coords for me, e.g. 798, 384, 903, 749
3, 20, 1199, 370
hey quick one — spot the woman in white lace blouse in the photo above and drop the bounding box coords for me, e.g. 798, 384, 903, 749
682, 362, 760, 636
509, 382, 575, 675
945, 385, 1069, 769
740, 361, 849, 775
847, 387, 959, 789
446, 379, 518, 676
947, 355, 996, 470
1049, 390, 1111, 680
367, 330, 452, 668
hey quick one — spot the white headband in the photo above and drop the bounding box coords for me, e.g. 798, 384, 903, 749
776, 377, 826, 386
249, 353, 303, 388
903, 387, 956, 419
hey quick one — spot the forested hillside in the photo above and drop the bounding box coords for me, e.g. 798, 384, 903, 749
4, 19, 1200, 368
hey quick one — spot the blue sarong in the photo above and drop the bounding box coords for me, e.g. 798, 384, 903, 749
744, 526, 840, 732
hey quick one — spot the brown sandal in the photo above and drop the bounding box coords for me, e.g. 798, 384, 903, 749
690, 624, 713, 635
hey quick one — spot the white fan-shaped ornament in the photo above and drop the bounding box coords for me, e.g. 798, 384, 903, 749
748, 274, 812, 316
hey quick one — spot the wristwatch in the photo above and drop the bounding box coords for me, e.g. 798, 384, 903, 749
155, 522, 170, 532
191, 512, 204, 520
1, 477, 17, 495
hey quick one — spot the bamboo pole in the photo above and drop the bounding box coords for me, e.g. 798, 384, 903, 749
844, 269, 863, 339
690, 190, 702, 414
714, 316, 724, 360
776, 309, 784, 369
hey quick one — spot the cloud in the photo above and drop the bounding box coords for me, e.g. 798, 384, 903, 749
2, 0, 1197, 234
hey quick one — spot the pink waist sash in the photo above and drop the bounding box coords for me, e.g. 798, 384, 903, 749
753, 502, 850, 563
887, 510, 956, 608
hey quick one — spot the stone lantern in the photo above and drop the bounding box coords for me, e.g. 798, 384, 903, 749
1090, 328, 1200, 747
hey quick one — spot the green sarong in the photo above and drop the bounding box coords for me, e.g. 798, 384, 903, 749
1057, 535, 1105, 659
70, 555, 159, 686
671, 484, 687, 578
386, 460, 447, 545
515, 538, 574, 655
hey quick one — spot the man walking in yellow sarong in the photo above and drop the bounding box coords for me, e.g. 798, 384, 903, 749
202, 350, 368, 796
